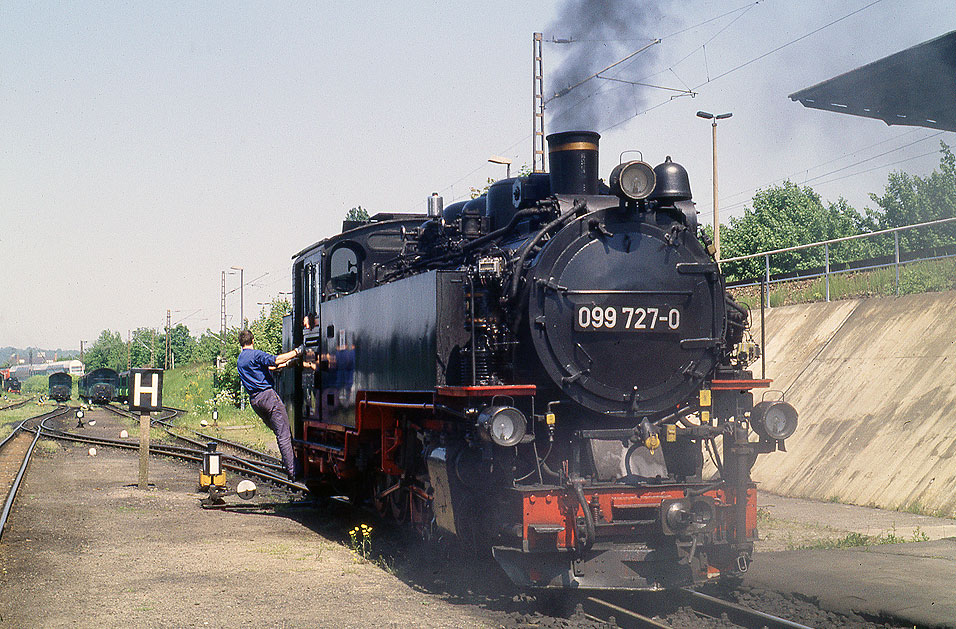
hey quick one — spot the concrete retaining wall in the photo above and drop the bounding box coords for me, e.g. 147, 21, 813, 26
747, 291, 956, 516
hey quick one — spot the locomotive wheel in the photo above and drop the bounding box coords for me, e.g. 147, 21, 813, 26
372, 474, 405, 521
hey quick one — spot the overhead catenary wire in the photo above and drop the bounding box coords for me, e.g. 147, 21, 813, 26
600, 0, 886, 133
407, 0, 890, 218
428, 4, 767, 207
719, 127, 927, 207
719, 131, 946, 214
692, 0, 884, 89
545, 39, 661, 104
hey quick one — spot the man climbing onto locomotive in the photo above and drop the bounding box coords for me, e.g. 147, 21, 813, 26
236, 329, 303, 480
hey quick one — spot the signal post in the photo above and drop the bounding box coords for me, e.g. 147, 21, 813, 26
128, 368, 164, 489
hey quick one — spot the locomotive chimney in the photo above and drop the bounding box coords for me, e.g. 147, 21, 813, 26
546, 130, 600, 195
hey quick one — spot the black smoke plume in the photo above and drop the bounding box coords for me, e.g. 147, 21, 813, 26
546, 0, 667, 132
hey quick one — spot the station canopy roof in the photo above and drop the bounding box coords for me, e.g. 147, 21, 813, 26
789, 30, 956, 132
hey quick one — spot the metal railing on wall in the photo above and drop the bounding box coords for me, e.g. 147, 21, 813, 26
721, 216, 956, 306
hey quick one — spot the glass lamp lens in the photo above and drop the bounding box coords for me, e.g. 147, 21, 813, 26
622, 167, 650, 197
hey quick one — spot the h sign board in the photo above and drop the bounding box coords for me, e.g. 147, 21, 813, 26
129, 368, 164, 412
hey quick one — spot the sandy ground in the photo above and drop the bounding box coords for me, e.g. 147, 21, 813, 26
2, 407, 952, 628
755, 492, 956, 552
0, 409, 503, 628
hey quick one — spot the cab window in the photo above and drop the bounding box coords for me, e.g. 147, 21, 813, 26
328, 244, 362, 294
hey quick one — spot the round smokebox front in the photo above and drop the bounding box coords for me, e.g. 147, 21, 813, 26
527, 210, 724, 417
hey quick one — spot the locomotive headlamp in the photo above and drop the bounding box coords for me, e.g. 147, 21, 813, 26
477, 406, 527, 447
609, 160, 657, 201
661, 498, 715, 536
751, 400, 798, 440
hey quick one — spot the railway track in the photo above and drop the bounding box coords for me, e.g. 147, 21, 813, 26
582, 588, 816, 629
0, 404, 72, 540
0, 401, 301, 542
0, 395, 37, 412
69, 403, 301, 490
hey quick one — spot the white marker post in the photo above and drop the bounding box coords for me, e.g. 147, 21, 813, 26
128, 368, 164, 489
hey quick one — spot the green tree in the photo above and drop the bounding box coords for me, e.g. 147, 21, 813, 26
250, 298, 290, 355
213, 298, 290, 405
345, 206, 370, 221
83, 330, 128, 372
164, 323, 196, 368
720, 182, 873, 281
193, 330, 224, 365
129, 328, 163, 369
867, 141, 956, 251
217, 328, 242, 403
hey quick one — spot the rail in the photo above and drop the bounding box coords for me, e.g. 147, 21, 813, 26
722, 216, 956, 304
40, 410, 302, 490
582, 588, 816, 628
0, 396, 37, 412
0, 406, 72, 540
100, 403, 284, 470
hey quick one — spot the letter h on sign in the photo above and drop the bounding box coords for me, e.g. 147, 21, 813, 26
129, 368, 164, 412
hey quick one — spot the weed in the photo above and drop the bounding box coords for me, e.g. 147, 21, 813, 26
34, 439, 60, 454
256, 542, 293, 558
349, 523, 373, 561
802, 524, 929, 550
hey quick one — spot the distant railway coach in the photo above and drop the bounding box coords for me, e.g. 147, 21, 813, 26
116, 371, 129, 403
48, 372, 72, 402
78, 368, 119, 404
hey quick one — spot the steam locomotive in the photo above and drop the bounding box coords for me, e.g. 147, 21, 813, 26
48, 372, 72, 402
3, 376, 20, 393
79, 368, 119, 405
282, 130, 797, 590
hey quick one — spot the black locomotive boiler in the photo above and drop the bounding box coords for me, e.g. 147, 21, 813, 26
282, 130, 797, 590
48, 372, 72, 402
78, 368, 119, 405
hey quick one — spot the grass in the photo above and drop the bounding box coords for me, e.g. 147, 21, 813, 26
1, 366, 276, 454
730, 257, 956, 309
34, 440, 61, 454
804, 526, 930, 550
0, 396, 69, 431
160, 364, 275, 453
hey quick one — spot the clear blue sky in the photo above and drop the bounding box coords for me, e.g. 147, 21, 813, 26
1, 0, 951, 350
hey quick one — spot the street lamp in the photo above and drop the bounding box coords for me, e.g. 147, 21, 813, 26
488, 155, 512, 179
230, 266, 244, 328
696, 111, 732, 261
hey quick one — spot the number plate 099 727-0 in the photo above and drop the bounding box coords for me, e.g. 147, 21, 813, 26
574, 304, 681, 332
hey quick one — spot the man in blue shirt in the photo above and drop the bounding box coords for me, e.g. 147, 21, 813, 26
237, 329, 303, 480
